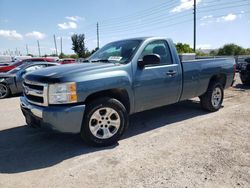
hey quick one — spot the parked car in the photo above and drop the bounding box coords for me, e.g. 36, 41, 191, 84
59, 58, 76, 64
0, 62, 58, 99
20, 37, 235, 146
0, 57, 55, 73
239, 57, 250, 85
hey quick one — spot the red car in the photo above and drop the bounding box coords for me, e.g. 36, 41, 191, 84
58, 58, 76, 64
0, 58, 55, 73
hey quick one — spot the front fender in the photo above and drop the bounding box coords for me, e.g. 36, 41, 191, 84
76, 70, 134, 112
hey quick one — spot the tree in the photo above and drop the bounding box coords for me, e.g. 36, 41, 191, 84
196, 51, 208, 56
217, 43, 245, 56
71, 34, 87, 58
27, 53, 34, 57
175, 43, 194, 54
209, 50, 218, 56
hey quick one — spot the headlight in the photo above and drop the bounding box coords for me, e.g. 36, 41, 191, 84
48, 82, 77, 104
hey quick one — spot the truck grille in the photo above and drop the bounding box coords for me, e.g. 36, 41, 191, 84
23, 80, 48, 106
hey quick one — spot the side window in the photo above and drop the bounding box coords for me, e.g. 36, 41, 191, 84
25, 65, 46, 73
141, 41, 172, 65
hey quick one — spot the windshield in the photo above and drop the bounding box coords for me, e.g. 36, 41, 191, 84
89, 39, 142, 64
9, 60, 23, 66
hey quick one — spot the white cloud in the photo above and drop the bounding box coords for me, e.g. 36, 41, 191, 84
171, 0, 201, 13
65, 16, 84, 22
217, 13, 237, 22
200, 15, 213, 21
58, 22, 77, 30
0, 30, 23, 40
197, 44, 211, 49
25, 31, 46, 39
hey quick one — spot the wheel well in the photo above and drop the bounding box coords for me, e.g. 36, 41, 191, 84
85, 89, 130, 113
209, 74, 227, 88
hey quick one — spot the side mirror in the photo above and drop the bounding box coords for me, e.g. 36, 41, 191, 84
138, 54, 161, 68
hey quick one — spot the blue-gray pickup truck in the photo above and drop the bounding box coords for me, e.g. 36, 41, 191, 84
20, 37, 235, 146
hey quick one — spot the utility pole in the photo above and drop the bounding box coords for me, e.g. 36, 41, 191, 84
97, 22, 100, 49
26, 44, 29, 55
37, 40, 41, 57
60, 37, 63, 55
193, 0, 196, 52
53, 34, 58, 56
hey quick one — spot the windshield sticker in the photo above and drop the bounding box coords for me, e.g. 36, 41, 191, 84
108, 56, 122, 61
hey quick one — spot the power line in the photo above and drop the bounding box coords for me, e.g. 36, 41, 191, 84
197, 3, 250, 13
100, 0, 180, 24
199, 0, 249, 9
91, 2, 249, 36
85, 0, 248, 31
86, 10, 250, 41
100, 11, 192, 33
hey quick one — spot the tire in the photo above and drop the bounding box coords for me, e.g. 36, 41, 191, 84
200, 81, 224, 112
81, 97, 128, 147
0, 83, 11, 99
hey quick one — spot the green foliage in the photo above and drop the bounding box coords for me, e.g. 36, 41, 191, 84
196, 51, 208, 56
217, 43, 246, 56
59, 53, 67, 59
209, 50, 218, 56
175, 43, 194, 54
71, 34, 87, 58
69, 54, 78, 59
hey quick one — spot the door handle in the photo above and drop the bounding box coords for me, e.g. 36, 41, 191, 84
166, 70, 177, 76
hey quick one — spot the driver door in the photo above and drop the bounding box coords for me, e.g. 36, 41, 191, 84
133, 40, 182, 112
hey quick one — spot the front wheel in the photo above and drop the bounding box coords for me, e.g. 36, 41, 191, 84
200, 82, 224, 112
0, 83, 10, 99
81, 97, 128, 147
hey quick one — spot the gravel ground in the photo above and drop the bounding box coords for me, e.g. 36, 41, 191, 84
0, 74, 249, 188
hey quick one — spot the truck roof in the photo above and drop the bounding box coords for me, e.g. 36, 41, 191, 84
111, 36, 167, 43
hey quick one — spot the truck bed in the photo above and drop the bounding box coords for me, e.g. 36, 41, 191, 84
180, 58, 235, 101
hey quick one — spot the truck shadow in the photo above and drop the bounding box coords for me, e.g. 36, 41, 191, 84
233, 83, 250, 90
0, 99, 208, 174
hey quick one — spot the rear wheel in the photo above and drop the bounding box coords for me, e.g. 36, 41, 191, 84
200, 82, 224, 112
0, 83, 10, 99
81, 97, 128, 147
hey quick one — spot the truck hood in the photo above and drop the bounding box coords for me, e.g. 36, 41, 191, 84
24, 63, 120, 83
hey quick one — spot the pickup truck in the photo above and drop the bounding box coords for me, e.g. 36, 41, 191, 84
20, 37, 235, 146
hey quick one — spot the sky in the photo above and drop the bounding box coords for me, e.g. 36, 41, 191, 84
0, 0, 250, 56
